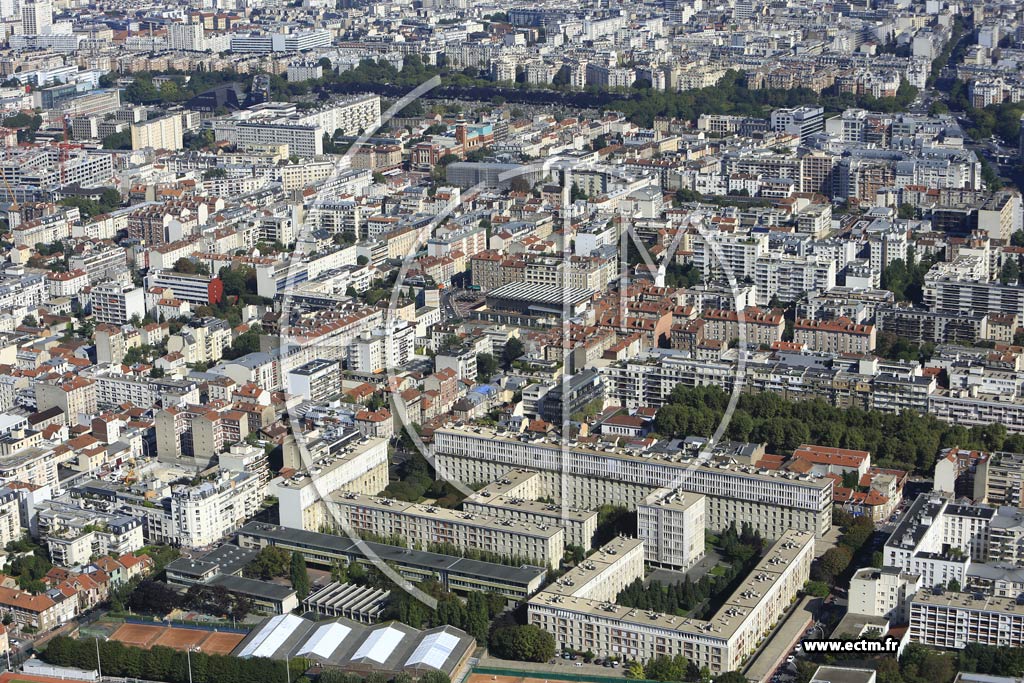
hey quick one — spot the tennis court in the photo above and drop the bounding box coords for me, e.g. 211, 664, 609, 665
109, 623, 245, 654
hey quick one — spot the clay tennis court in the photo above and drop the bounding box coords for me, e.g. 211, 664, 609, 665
109, 623, 245, 655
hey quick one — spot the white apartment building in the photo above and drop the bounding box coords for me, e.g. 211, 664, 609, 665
37, 502, 144, 567
109, 470, 265, 547
754, 253, 836, 306
432, 427, 834, 539
637, 488, 706, 569
849, 566, 921, 623
347, 322, 415, 375
272, 432, 389, 533
691, 231, 768, 282
528, 531, 814, 674
91, 281, 145, 325
910, 590, 1024, 648
168, 23, 204, 51
286, 358, 341, 403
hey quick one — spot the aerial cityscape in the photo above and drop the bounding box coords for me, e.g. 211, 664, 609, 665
0, 1, 1021, 683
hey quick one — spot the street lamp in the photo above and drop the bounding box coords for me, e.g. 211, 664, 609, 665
95, 637, 102, 680
187, 646, 199, 683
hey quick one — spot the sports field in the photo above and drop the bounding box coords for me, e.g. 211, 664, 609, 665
109, 623, 244, 654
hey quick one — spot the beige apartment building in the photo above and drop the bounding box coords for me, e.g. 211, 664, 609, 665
701, 308, 785, 348
34, 377, 98, 425
272, 433, 389, 532
131, 115, 184, 151
432, 427, 834, 539
462, 469, 598, 549
527, 530, 815, 674
325, 491, 565, 569
973, 451, 1024, 507
794, 317, 876, 354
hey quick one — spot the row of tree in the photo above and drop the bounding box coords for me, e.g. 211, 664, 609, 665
383, 579, 506, 643
41, 636, 306, 683
651, 384, 1020, 475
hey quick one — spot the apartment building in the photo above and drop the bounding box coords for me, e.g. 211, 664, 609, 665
876, 306, 988, 345
287, 359, 341, 403
973, 451, 1024, 507
701, 308, 785, 348
34, 377, 97, 425
432, 427, 834, 539
0, 587, 66, 632
272, 431, 389, 532
81, 469, 265, 548
637, 488, 706, 569
131, 115, 183, 151
462, 469, 598, 549
925, 273, 1024, 317
155, 403, 249, 460
527, 531, 814, 674
794, 318, 877, 354
91, 281, 146, 325
0, 487, 21, 549
754, 253, 836, 306
37, 502, 144, 567
910, 590, 1024, 648
325, 491, 564, 569
70, 247, 128, 284
849, 566, 921, 623
82, 368, 199, 410
883, 494, 1007, 588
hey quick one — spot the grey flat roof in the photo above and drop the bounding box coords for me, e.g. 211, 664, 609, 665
237, 522, 546, 586
208, 574, 296, 601
812, 667, 876, 683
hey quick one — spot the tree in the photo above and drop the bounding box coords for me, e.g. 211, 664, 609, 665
646, 654, 689, 682
1001, 259, 1020, 286
476, 353, 499, 382
804, 580, 830, 598
127, 580, 180, 615
897, 203, 915, 219
947, 578, 961, 592
815, 546, 853, 584
488, 624, 556, 663
245, 546, 292, 580
21, 315, 38, 327
290, 551, 310, 599
501, 337, 524, 370
102, 130, 132, 150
